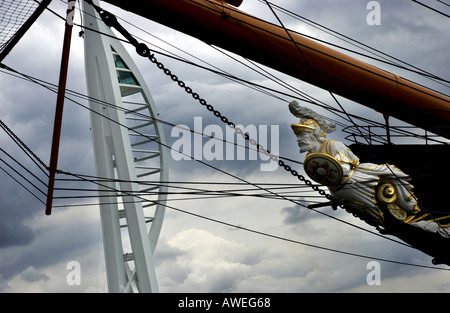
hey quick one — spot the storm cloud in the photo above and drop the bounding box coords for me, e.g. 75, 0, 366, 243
0, 0, 449, 293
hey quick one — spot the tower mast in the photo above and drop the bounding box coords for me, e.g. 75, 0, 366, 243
82, 0, 168, 292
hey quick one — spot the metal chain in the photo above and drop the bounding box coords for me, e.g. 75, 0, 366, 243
89, 3, 338, 207
146, 47, 337, 205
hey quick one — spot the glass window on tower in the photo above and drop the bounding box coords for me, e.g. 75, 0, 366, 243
117, 70, 139, 86
113, 53, 127, 69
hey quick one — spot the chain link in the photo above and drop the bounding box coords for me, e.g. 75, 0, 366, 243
147, 47, 337, 205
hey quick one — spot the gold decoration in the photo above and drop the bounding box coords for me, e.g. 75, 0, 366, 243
387, 203, 408, 221
303, 153, 344, 186
377, 182, 398, 204
291, 119, 320, 134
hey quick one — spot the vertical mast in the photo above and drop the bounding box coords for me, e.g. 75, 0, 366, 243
82, 0, 168, 292
46, 1, 75, 215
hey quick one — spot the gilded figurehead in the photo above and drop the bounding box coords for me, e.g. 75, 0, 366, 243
289, 101, 336, 154
288, 101, 450, 239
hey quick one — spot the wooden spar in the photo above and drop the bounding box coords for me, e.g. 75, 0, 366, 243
45, 1, 75, 215
102, 0, 450, 139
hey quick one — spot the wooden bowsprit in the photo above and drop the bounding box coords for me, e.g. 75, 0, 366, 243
45, 1, 76, 215
103, 0, 450, 140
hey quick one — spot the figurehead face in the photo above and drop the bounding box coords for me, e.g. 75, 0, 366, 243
291, 119, 326, 153
288, 101, 336, 153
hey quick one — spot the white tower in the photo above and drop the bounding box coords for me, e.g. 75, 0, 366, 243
82, 0, 168, 292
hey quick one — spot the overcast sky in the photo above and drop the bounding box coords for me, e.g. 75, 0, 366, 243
0, 0, 449, 293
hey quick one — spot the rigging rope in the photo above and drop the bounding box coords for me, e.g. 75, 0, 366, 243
84, 0, 340, 207
3, 58, 413, 250
0, 2, 446, 208
1, 0, 449, 271
54, 163, 448, 271
413, 0, 450, 18
262, 0, 370, 145
1, 59, 445, 198
260, 0, 450, 87
55, 1, 450, 143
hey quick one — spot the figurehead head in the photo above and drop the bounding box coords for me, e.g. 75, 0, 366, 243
289, 101, 336, 138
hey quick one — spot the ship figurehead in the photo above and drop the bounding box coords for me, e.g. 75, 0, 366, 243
289, 103, 342, 186
288, 101, 450, 250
